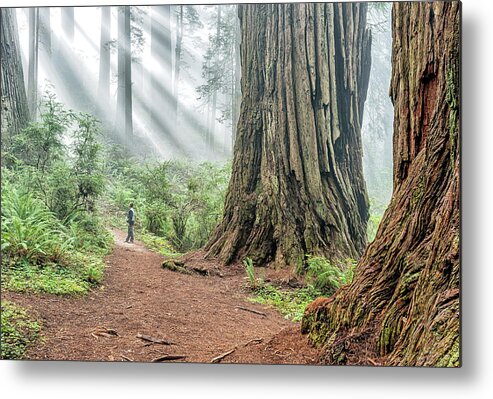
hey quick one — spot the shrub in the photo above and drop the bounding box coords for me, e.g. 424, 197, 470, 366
305, 256, 356, 296
1, 184, 73, 265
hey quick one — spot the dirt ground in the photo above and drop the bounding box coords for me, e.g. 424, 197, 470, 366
3, 229, 322, 364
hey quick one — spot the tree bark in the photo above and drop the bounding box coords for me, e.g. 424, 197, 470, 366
301, 1, 461, 367
205, 3, 371, 268
1, 8, 30, 146
98, 6, 111, 103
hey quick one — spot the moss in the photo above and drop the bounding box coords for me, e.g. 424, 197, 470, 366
411, 176, 426, 207
435, 336, 460, 367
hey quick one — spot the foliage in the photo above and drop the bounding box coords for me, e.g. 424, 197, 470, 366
305, 256, 356, 296
250, 284, 321, 322
243, 257, 256, 289
105, 156, 230, 253
1, 301, 41, 359
1, 183, 73, 265
1, 94, 113, 296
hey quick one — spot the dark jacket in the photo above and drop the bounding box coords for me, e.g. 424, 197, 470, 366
127, 208, 135, 225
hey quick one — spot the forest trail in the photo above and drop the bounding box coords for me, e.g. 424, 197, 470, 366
4, 229, 320, 364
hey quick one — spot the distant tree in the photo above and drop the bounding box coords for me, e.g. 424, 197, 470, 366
116, 6, 133, 142
27, 8, 39, 119
38, 7, 51, 58
1, 8, 30, 149
197, 5, 239, 153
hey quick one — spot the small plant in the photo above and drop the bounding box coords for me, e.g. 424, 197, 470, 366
249, 284, 321, 322
243, 257, 257, 289
1, 301, 41, 359
305, 256, 356, 296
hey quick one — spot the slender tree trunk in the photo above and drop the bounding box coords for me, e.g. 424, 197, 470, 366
116, 6, 133, 143
61, 7, 74, 43
38, 7, 51, 58
302, 1, 461, 367
27, 7, 39, 119
173, 5, 183, 124
150, 5, 172, 136
209, 6, 221, 147
205, 3, 371, 268
1, 8, 30, 148
98, 6, 111, 103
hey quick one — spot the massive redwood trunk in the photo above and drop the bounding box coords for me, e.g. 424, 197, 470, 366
205, 3, 371, 268
1, 8, 30, 147
302, 1, 460, 367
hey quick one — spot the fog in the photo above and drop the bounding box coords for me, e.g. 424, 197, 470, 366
16, 5, 239, 162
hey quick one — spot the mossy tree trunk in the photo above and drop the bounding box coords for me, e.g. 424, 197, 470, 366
1, 8, 30, 148
205, 3, 371, 268
301, 1, 460, 367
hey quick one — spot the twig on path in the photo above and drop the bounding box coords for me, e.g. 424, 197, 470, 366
151, 355, 187, 362
91, 326, 119, 338
243, 338, 263, 347
210, 348, 237, 363
136, 333, 173, 345
367, 358, 380, 366
235, 306, 266, 317
120, 355, 134, 362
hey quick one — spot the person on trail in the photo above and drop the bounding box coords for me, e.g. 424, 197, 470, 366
125, 203, 135, 243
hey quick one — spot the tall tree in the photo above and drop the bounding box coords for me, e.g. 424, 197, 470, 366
150, 5, 172, 136
27, 7, 39, 119
1, 8, 30, 147
173, 5, 184, 124
231, 15, 241, 147
98, 6, 111, 103
205, 3, 371, 268
116, 6, 133, 142
302, 1, 460, 367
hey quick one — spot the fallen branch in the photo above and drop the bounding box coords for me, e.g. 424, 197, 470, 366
136, 333, 173, 345
120, 355, 134, 362
211, 348, 236, 363
235, 306, 266, 317
91, 327, 119, 338
152, 355, 187, 362
244, 338, 263, 347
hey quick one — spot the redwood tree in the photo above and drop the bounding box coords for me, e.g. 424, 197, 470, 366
1, 8, 30, 145
301, 1, 460, 367
205, 3, 371, 268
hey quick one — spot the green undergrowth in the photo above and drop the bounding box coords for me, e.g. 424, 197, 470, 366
246, 256, 356, 322
249, 284, 322, 322
1, 301, 41, 359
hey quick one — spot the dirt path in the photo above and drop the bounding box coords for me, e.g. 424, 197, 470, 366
4, 229, 320, 364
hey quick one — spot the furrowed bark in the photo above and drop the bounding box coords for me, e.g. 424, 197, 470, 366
205, 3, 371, 268
301, 1, 461, 367
1, 8, 30, 148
